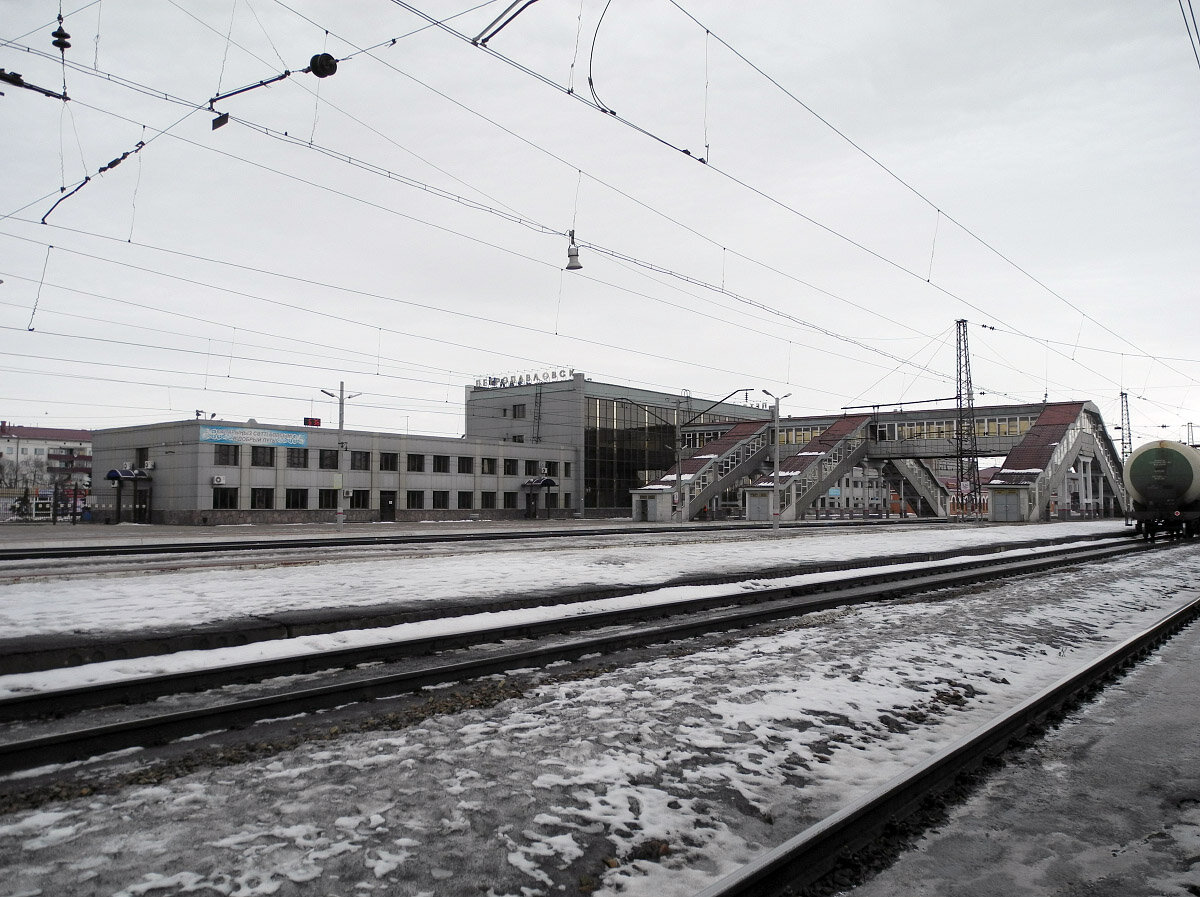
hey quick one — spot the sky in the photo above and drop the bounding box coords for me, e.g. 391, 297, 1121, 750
1, 1, 1197, 440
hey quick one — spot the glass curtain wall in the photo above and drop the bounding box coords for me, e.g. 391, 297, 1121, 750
583, 397, 746, 509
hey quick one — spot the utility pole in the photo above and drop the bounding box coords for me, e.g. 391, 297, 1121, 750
320, 381, 361, 530
762, 389, 791, 531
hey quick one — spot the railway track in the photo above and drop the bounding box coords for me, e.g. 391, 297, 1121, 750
0, 517, 914, 563
692, 591, 1200, 897
0, 538, 1160, 777
0, 529, 1130, 674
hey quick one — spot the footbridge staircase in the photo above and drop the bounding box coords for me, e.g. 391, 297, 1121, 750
630, 420, 771, 521
745, 415, 874, 522
880, 457, 949, 518
986, 402, 1125, 521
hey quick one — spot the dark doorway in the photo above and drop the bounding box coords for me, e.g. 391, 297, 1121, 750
380, 490, 397, 522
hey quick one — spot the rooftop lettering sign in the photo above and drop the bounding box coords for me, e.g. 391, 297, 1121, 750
474, 367, 575, 389
199, 426, 308, 447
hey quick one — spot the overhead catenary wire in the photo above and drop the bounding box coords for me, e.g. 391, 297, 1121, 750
1, 65, 971, 395
382, 0, 1199, 396
1180, 0, 1200, 77
7, 4, 1190, 431
3, 22, 934, 346
665, 0, 1188, 384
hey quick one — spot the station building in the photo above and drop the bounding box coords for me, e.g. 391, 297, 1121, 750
89, 420, 578, 526
88, 372, 768, 525
463, 370, 768, 512
87, 372, 1125, 527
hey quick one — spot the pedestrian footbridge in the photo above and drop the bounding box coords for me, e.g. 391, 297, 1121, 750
632, 400, 1124, 523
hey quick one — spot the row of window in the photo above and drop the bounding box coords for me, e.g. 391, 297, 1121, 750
212, 487, 370, 510
211, 487, 573, 511
214, 445, 569, 477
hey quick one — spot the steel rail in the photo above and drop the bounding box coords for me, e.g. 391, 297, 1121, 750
691, 592, 1200, 897
0, 540, 1144, 722
0, 541, 1155, 774
0, 518, 924, 562
0, 530, 1129, 676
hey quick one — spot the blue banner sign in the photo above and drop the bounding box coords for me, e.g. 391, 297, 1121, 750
199, 426, 308, 447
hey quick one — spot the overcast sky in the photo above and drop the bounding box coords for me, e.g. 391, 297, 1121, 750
1, 1, 1197, 440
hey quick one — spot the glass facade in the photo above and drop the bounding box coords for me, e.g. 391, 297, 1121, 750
583, 397, 745, 510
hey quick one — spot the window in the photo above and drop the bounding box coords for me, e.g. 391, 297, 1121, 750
564, 462, 572, 477
480, 491, 496, 509
525, 460, 539, 476
433, 455, 450, 473
512, 404, 526, 419
214, 444, 240, 466
318, 488, 338, 509
458, 456, 473, 474
251, 446, 275, 467
350, 489, 370, 509
319, 449, 339, 470
407, 454, 425, 472
481, 457, 497, 475
351, 451, 370, 471
287, 448, 308, 469
511, 435, 524, 443
563, 493, 572, 509
503, 458, 518, 476
135, 447, 149, 467
285, 488, 308, 509
432, 490, 449, 509
546, 493, 558, 509
212, 487, 238, 509
457, 491, 473, 510
250, 487, 274, 509
544, 461, 558, 477
406, 490, 424, 509
503, 491, 518, 509
379, 452, 399, 472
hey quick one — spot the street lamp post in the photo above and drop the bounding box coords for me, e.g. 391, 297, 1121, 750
762, 389, 791, 531
320, 381, 361, 530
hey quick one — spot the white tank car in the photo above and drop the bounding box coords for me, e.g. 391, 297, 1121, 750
1122, 439, 1200, 539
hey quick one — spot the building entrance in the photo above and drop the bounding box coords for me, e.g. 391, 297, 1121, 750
380, 490, 396, 522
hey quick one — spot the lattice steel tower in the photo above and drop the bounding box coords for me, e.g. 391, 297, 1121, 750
1119, 392, 1132, 460
955, 319, 982, 519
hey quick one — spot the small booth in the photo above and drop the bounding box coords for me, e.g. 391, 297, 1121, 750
105, 468, 153, 524
630, 485, 675, 522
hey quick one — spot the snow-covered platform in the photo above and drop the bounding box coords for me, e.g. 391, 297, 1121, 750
848, 604, 1200, 897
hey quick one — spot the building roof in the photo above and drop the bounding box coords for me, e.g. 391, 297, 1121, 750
987, 402, 1087, 486
0, 422, 92, 442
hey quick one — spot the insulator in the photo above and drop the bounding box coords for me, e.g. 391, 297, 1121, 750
309, 53, 337, 78
52, 26, 71, 51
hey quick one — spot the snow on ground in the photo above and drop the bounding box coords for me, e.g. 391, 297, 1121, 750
1, 526, 1196, 897
0, 521, 1120, 639
0, 538, 1118, 699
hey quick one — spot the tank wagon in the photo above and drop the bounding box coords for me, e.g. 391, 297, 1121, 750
1122, 439, 1200, 540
